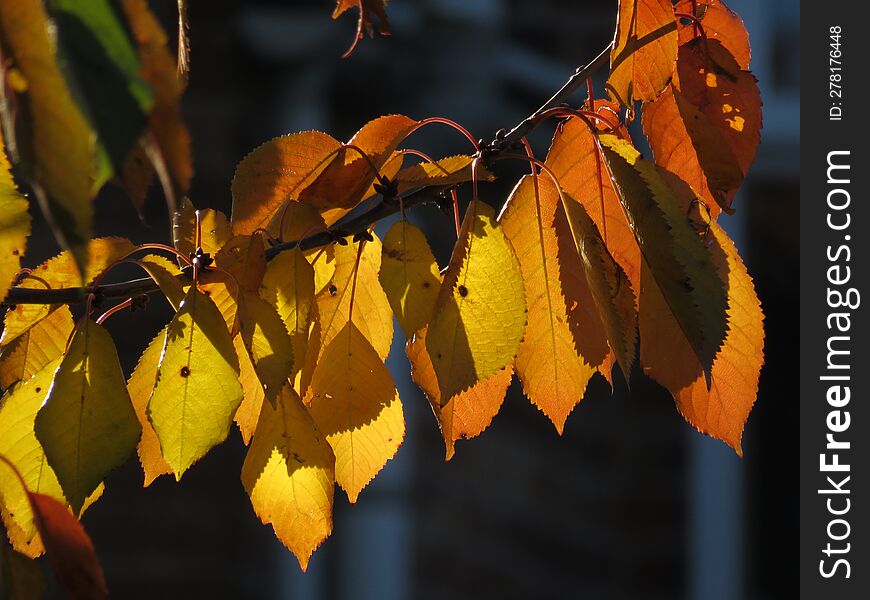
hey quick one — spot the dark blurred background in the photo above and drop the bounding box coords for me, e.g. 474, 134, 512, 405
21, 1, 799, 598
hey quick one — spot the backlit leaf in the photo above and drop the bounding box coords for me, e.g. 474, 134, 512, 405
306, 323, 404, 503
499, 176, 597, 431
147, 288, 243, 478
394, 155, 494, 193
173, 199, 232, 257
215, 235, 266, 293
231, 131, 342, 236
0, 136, 30, 304
642, 40, 761, 214
132, 254, 186, 309
607, 0, 678, 106
597, 134, 727, 378
315, 237, 393, 361
239, 292, 294, 404
34, 320, 140, 513
407, 327, 510, 460
127, 328, 172, 486
0, 237, 135, 348
426, 200, 526, 404
0, 306, 73, 390
241, 385, 334, 570
675, 0, 750, 69
260, 248, 315, 376
378, 220, 440, 338
0, 0, 96, 274
233, 335, 265, 445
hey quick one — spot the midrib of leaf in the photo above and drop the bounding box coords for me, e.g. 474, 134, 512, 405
345, 242, 366, 486
178, 293, 197, 470
74, 327, 91, 501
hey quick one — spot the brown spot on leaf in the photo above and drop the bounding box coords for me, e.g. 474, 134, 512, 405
180, 366, 191, 377
458, 285, 468, 297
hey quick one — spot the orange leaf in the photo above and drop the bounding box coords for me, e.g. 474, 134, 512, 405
642, 40, 761, 214
332, 0, 390, 58
128, 328, 172, 485
675, 0, 750, 69
499, 176, 597, 432
28, 492, 107, 599
407, 327, 510, 460
607, 0, 678, 106
214, 235, 267, 293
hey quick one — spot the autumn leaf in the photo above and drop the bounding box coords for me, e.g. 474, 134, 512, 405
34, 320, 141, 514
147, 288, 243, 478
315, 237, 394, 361
674, 0, 750, 69
299, 115, 418, 226
127, 328, 172, 486
260, 248, 316, 376
0, 135, 30, 304
0, 0, 96, 275
238, 292, 294, 404
306, 323, 404, 503
120, 0, 193, 204
640, 197, 763, 453
499, 176, 597, 432
597, 134, 727, 378
642, 39, 761, 214
215, 235, 267, 293
0, 237, 134, 347
27, 492, 108, 599
0, 306, 73, 390
241, 385, 335, 570
407, 327, 510, 460
233, 335, 266, 445
394, 155, 494, 193
332, 0, 391, 58
132, 254, 186, 309
426, 200, 526, 404
378, 220, 441, 338
173, 198, 232, 257
607, 0, 678, 106
231, 131, 342, 236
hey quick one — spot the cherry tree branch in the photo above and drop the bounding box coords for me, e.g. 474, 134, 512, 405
2, 42, 614, 308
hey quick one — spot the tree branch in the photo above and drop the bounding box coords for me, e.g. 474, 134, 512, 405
2, 42, 614, 308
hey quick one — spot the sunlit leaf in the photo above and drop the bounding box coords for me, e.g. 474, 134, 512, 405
607, 0, 678, 106
378, 220, 440, 338
127, 328, 172, 486
306, 323, 404, 503
0, 306, 72, 390
0, 237, 135, 348
0, 136, 30, 304
407, 327, 510, 460
241, 385, 334, 570
233, 335, 265, 445
34, 321, 140, 513
215, 235, 266, 293
394, 155, 494, 193
173, 198, 232, 257
239, 292, 294, 404
0, 0, 96, 274
597, 134, 727, 378
675, 0, 750, 69
132, 254, 186, 310
147, 288, 243, 478
426, 200, 526, 404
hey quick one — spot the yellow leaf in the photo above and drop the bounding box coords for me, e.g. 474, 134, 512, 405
241, 385, 334, 570
233, 335, 265, 445
132, 254, 186, 309
310, 247, 336, 295
499, 176, 598, 431
394, 155, 494, 193
306, 323, 404, 503
0, 135, 30, 303
641, 219, 764, 453
238, 292, 294, 403
315, 237, 393, 361
127, 328, 172, 486
0, 237, 135, 347
0, 306, 73, 390
231, 131, 342, 235
215, 235, 266, 293
607, 0, 678, 106
407, 327, 510, 460
260, 248, 315, 376
426, 200, 526, 403
598, 134, 727, 377
173, 198, 232, 257
263, 201, 327, 246
197, 270, 240, 334
147, 288, 243, 478
0, 0, 96, 274
34, 321, 140, 513
378, 220, 440, 338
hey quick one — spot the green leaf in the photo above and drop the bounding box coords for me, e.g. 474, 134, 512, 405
597, 133, 727, 378
147, 287, 243, 478
47, 0, 153, 180
34, 320, 140, 514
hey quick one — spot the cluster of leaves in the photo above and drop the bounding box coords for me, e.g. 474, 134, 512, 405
0, 0, 764, 591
